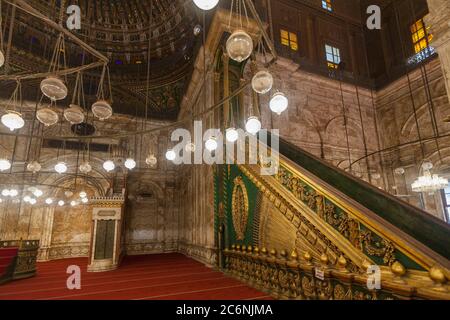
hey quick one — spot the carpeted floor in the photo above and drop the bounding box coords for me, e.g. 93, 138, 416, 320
0, 253, 271, 300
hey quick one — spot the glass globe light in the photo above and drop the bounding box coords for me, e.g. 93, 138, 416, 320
79, 191, 87, 198
205, 136, 218, 151
0, 159, 11, 171
193, 0, 219, 10
64, 104, 85, 125
29, 198, 37, 205
79, 161, 92, 174
269, 92, 289, 115
55, 162, 68, 174
64, 191, 73, 198
9, 189, 18, 197
165, 150, 176, 161
245, 116, 262, 135
145, 155, 158, 167
103, 160, 115, 172
24, 196, 31, 203
2, 189, 10, 197
70, 200, 77, 207
81, 197, 89, 204
33, 189, 43, 198
226, 128, 239, 143
40, 76, 68, 101
45, 198, 53, 205
58, 200, 65, 207
193, 25, 202, 36
226, 30, 253, 63
36, 107, 59, 127
124, 158, 137, 170
1, 111, 25, 131
0, 50, 4, 68
252, 70, 274, 94
27, 161, 42, 173
92, 100, 113, 121
185, 142, 196, 153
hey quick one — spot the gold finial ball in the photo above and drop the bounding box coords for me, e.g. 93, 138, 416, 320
303, 251, 312, 262
270, 249, 277, 256
362, 260, 372, 270
429, 266, 447, 284
391, 261, 406, 277
254, 247, 259, 254
320, 253, 329, 265
236, 245, 241, 251
247, 245, 253, 253
231, 244, 236, 251
261, 247, 268, 255
280, 250, 287, 258
291, 250, 299, 261
338, 255, 347, 268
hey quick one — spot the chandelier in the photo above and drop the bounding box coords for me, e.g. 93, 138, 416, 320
193, 0, 219, 10
412, 162, 448, 193
1, 82, 25, 132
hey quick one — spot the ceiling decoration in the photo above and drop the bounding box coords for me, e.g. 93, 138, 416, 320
2, 0, 200, 119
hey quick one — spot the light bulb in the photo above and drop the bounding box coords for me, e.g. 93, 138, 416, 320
58, 200, 65, 207
29, 198, 37, 205
79, 191, 87, 198
70, 200, 77, 207
33, 189, 43, 198
124, 158, 137, 170
1, 111, 25, 132
27, 161, 42, 173
0, 159, 11, 171
226, 128, 239, 143
1, 189, 10, 197
245, 116, 262, 135
55, 162, 68, 174
252, 70, 274, 94
192, 0, 219, 11
226, 30, 253, 63
165, 150, 176, 161
205, 136, 218, 151
45, 198, 53, 205
185, 142, 196, 153
103, 160, 115, 172
81, 197, 88, 204
79, 161, 92, 174
145, 155, 158, 166
269, 92, 289, 115
9, 189, 18, 197
24, 196, 31, 203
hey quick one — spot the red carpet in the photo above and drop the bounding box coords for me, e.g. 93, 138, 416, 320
0, 253, 271, 300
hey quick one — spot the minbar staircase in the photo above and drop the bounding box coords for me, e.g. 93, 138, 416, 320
222, 134, 450, 300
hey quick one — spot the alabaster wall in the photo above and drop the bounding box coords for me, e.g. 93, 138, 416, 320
375, 57, 450, 220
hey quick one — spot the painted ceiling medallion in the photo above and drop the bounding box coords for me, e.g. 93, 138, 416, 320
40, 76, 68, 101
64, 104, 85, 125
226, 30, 253, 63
92, 100, 113, 121
36, 107, 59, 127
231, 176, 249, 241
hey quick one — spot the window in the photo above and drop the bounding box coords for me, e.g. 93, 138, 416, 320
322, 0, 332, 12
325, 44, 340, 69
411, 19, 433, 54
280, 29, 298, 51
440, 186, 450, 223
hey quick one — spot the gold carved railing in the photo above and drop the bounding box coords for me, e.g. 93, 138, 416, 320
223, 245, 450, 300
0, 240, 39, 281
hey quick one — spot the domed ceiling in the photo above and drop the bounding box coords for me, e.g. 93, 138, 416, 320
2, 0, 203, 120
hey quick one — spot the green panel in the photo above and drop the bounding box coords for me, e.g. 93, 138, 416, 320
224, 165, 259, 247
